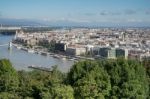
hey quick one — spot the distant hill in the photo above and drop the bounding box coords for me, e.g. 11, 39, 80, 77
0, 18, 150, 27
0, 18, 42, 26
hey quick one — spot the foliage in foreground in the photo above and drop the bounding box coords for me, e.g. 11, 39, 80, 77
0, 58, 149, 99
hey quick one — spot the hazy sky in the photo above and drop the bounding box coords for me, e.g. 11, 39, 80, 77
0, 0, 150, 25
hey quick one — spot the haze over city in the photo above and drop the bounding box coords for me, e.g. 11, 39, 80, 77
0, 0, 150, 27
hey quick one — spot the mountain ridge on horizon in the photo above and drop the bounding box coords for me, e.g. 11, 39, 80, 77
0, 18, 150, 27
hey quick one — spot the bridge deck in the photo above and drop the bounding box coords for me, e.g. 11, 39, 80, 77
0, 27, 21, 30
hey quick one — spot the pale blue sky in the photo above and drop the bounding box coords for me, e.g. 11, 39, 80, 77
0, 0, 150, 26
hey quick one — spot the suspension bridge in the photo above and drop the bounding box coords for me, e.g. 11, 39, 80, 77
0, 25, 21, 35
0, 44, 8, 46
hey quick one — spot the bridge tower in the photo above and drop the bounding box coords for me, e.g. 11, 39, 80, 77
8, 42, 12, 49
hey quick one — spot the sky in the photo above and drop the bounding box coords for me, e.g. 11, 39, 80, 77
0, 0, 150, 26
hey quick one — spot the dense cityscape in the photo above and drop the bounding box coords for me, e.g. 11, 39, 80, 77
13, 27, 150, 61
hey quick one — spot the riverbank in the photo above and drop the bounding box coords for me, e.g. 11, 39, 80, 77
12, 42, 80, 62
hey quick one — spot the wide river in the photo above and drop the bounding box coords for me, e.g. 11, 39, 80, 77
0, 35, 74, 72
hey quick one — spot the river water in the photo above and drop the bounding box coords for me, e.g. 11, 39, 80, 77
0, 35, 74, 72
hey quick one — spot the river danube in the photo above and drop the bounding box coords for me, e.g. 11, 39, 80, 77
0, 35, 74, 72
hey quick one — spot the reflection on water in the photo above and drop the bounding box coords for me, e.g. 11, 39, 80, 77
0, 35, 74, 72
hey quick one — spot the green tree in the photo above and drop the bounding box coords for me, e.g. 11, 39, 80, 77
0, 92, 21, 99
142, 59, 150, 98
0, 58, 149, 99
67, 60, 111, 99
0, 59, 19, 92
102, 58, 149, 99
18, 66, 73, 99
47, 84, 74, 99
41, 66, 74, 99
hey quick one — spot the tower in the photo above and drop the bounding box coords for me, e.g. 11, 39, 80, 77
8, 42, 12, 49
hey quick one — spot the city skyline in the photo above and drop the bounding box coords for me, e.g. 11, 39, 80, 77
0, 0, 150, 26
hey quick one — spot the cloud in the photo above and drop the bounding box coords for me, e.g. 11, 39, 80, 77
43, 17, 91, 23
84, 13, 96, 16
99, 9, 138, 16
124, 9, 136, 15
100, 11, 109, 15
0, 11, 2, 17
100, 10, 121, 16
126, 19, 142, 22
145, 10, 150, 15
111, 12, 121, 15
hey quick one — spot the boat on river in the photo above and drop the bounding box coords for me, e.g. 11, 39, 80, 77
28, 65, 52, 72
28, 49, 35, 53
